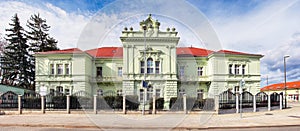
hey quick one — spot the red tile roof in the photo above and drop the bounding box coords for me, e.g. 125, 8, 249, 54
35, 48, 83, 55
261, 81, 300, 91
217, 50, 263, 57
85, 47, 123, 58
177, 47, 214, 57
36, 47, 263, 58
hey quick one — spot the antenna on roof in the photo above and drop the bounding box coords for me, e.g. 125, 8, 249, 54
191, 45, 192, 48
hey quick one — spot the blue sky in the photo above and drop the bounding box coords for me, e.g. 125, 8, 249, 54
0, 0, 299, 87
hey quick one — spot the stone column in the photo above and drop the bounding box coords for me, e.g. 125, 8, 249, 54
280, 94, 283, 110
66, 95, 70, 114
253, 95, 256, 112
123, 95, 126, 114
41, 96, 45, 114
268, 94, 271, 111
152, 95, 156, 114
94, 95, 97, 114
236, 93, 239, 113
18, 95, 22, 114
214, 95, 219, 114
183, 94, 187, 114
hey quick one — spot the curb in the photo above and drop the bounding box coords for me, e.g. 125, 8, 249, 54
0, 124, 99, 129
0, 123, 299, 130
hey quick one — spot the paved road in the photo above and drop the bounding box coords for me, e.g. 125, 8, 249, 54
0, 102, 299, 130
1, 125, 300, 131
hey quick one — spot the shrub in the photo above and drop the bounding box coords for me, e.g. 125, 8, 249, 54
125, 95, 139, 110
169, 97, 183, 111
114, 95, 123, 110
149, 97, 164, 110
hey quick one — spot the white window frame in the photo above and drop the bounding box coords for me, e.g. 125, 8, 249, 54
235, 65, 240, 75
118, 67, 122, 77
179, 66, 185, 77
147, 58, 154, 74
198, 67, 203, 76
50, 64, 55, 75
140, 61, 145, 74
65, 64, 70, 75
57, 64, 63, 75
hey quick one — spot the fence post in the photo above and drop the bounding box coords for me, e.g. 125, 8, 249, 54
183, 94, 187, 114
123, 95, 126, 114
253, 95, 256, 112
94, 95, 97, 114
268, 94, 271, 111
67, 95, 70, 114
214, 95, 219, 114
236, 93, 239, 113
18, 95, 22, 114
152, 95, 156, 114
280, 94, 283, 110
41, 95, 45, 114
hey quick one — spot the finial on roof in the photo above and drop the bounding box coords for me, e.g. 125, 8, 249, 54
149, 14, 152, 17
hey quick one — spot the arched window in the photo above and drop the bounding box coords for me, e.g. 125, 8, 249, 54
147, 58, 154, 74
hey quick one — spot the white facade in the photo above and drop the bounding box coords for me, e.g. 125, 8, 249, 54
34, 15, 263, 109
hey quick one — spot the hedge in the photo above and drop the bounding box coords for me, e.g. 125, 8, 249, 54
149, 97, 164, 110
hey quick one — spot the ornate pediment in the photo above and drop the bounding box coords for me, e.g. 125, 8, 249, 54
139, 14, 160, 30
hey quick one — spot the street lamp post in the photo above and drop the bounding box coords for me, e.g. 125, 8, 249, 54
142, 24, 147, 115
284, 55, 290, 109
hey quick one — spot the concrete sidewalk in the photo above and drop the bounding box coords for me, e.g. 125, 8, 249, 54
0, 103, 299, 130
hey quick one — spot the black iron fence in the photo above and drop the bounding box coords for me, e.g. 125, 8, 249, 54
22, 93, 41, 109
256, 92, 268, 107
0, 91, 18, 108
270, 92, 281, 106
219, 90, 236, 109
241, 91, 253, 108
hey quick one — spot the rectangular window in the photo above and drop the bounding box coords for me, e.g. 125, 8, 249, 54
57, 64, 63, 75
56, 86, 63, 94
139, 89, 144, 101
235, 65, 240, 74
197, 89, 204, 100
50, 64, 54, 75
140, 61, 145, 74
118, 67, 122, 77
147, 58, 154, 74
242, 65, 246, 75
229, 64, 233, 74
65, 64, 70, 75
155, 61, 160, 74
155, 89, 161, 97
198, 67, 203, 76
96, 67, 102, 77
179, 66, 185, 77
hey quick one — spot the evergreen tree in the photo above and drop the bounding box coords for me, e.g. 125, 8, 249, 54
26, 14, 59, 89
1, 14, 31, 88
26, 13, 58, 52
0, 34, 8, 83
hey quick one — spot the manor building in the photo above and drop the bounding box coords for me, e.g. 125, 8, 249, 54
34, 15, 263, 109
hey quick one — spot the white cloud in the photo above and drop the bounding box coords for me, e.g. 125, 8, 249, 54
206, 0, 300, 86
0, 1, 90, 49
1, 0, 298, 87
